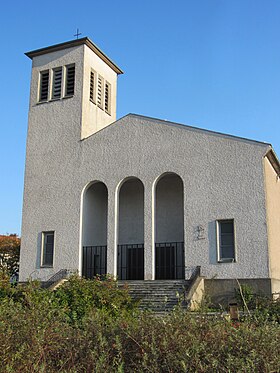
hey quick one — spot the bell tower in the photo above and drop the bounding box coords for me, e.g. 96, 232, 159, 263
25, 37, 123, 140
20, 38, 123, 281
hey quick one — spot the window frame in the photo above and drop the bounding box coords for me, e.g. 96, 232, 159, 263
37, 64, 75, 104
41, 231, 55, 268
216, 219, 236, 263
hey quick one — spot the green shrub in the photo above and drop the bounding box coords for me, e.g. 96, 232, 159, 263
53, 274, 139, 325
235, 284, 280, 323
0, 277, 279, 372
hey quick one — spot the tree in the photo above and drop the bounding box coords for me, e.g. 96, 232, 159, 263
0, 234, 20, 276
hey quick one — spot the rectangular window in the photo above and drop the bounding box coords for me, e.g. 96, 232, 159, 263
39, 70, 49, 101
42, 231, 55, 267
97, 75, 104, 109
104, 81, 111, 114
90, 69, 96, 103
65, 64, 75, 96
217, 220, 235, 262
52, 67, 63, 99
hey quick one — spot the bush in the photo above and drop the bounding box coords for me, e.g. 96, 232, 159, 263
53, 274, 139, 324
0, 234, 20, 277
0, 277, 279, 372
235, 284, 280, 323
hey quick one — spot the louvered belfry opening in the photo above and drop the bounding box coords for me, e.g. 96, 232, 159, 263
65, 65, 75, 96
90, 70, 96, 102
52, 67, 62, 99
39, 70, 49, 101
104, 82, 110, 113
97, 76, 104, 107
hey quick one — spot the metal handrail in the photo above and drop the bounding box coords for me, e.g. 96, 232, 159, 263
46, 269, 74, 286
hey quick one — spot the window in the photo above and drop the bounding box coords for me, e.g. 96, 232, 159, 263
38, 64, 75, 103
39, 70, 49, 101
65, 64, 75, 96
89, 71, 111, 114
89, 69, 96, 103
217, 220, 235, 262
52, 67, 63, 99
97, 75, 104, 108
42, 231, 55, 267
104, 81, 111, 114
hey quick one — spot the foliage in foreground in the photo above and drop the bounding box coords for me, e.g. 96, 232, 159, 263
235, 284, 280, 323
0, 234, 20, 276
0, 275, 279, 373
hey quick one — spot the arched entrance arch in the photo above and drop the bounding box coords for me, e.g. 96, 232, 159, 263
117, 177, 144, 280
154, 172, 185, 279
81, 181, 108, 278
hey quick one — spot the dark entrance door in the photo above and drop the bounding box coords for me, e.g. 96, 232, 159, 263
118, 244, 144, 280
82, 246, 107, 279
155, 242, 184, 280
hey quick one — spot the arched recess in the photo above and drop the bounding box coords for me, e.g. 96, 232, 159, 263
117, 177, 144, 280
154, 173, 184, 279
82, 181, 108, 279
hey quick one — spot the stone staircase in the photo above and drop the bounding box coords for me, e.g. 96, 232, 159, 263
118, 280, 191, 313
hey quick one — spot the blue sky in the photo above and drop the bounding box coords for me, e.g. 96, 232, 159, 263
1, 0, 280, 234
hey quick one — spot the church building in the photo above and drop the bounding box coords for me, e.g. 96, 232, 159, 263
19, 37, 280, 303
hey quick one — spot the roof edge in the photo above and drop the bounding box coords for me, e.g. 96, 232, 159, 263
126, 113, 271, 147
265, 148, 280, 177
25, 37, 123, 75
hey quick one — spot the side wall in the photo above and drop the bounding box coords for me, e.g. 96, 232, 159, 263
20, 113, 272, 283
264, 156, 280, 293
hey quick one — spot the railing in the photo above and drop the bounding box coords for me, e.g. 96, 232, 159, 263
82, 245, 107, 279
155, 242, 184, 280
118, 243, 144, 280
45, 269, 75, 288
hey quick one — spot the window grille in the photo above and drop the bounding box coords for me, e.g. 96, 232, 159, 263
105, 81, 111, 114
97, 75, 104, 108
39, 70, 49, 101
52, 67, 63, 99
90, 70, 96, 103
65, 65, 75, 96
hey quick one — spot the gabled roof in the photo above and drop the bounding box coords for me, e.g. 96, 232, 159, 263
126, 113, 280, 176
25, 37, 123, 75
126, 113, 271, 147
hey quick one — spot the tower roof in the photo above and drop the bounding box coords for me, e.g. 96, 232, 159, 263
25, 37, 123, 75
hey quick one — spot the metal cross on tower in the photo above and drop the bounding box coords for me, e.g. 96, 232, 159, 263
74, 29, 82, 39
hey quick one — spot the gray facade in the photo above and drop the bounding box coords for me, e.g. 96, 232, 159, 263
19, 38, 280, 297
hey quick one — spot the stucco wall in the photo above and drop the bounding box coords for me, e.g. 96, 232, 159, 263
264, 156, 280, 292
20, 105, 272, 282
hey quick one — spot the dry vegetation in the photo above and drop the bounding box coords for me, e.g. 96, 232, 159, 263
0, 274, 279, 372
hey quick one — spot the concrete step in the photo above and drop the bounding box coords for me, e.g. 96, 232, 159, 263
118, 280, 190, 312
